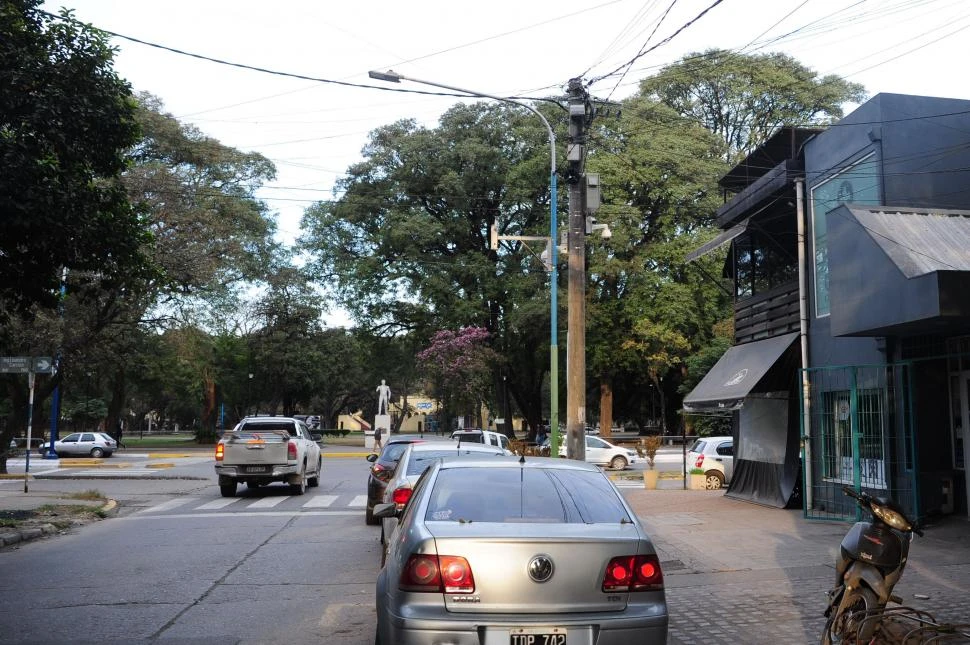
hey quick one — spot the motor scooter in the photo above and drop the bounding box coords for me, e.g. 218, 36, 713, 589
821, 484, 922, 644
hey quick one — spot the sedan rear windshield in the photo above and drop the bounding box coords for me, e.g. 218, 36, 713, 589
405, 449, 499, 477
426, 466, 631, 524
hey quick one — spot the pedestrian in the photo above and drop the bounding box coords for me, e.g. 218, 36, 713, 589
115, 419, 126, 450
374, 425, 384, 452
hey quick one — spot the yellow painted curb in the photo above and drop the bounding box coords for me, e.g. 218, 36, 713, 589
0, 473, 32, 479
145, 463, 175, 469
147, 453, 197, 459
59, 459, 132, 469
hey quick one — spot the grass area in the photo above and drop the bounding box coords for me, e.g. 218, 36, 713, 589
1, 500, 108, 530
66, 489, 104, 501
122, 434, 201, 449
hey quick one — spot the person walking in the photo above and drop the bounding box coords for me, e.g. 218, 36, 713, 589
373, 425, 384, 452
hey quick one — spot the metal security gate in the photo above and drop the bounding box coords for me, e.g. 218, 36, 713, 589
801, 362, 918, 521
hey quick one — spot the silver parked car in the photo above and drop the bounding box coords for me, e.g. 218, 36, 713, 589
375, 455, 668, 644
379, 441, 507, 556
39, 432, 117, 458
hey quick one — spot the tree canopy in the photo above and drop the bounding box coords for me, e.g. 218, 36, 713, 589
639, 49, 867, 161
0, 2, 148, 314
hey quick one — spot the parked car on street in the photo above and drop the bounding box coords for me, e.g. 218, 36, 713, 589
686, 436, 734, 489
38, 432, 117, 458
378, 441, 507, 560
546, 434, 639, 470
365, 434, 434, 525
374, 455, 668, 644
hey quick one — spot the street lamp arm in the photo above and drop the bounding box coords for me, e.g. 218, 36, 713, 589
368, 70, 556, 176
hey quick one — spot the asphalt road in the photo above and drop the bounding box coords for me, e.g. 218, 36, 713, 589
0, 452, 382, 644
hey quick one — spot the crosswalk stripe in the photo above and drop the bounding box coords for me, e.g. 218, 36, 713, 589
135, 497, 197, 514
302, 495, 338, 508
248, 496, 287, 508
348, 495, 368, 507
197, 498, 239, 510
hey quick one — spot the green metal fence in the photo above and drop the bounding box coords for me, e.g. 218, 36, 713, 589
801, 362, 918, 521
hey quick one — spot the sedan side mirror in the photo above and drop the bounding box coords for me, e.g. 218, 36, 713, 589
366, 453, 378, 463
373, 502, 400, 519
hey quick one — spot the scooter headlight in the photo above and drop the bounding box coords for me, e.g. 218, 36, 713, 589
871, 504, 911, 531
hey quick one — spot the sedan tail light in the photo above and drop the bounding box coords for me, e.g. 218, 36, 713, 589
399, 554, 475, 593
371, 463, 393, 481
287, 440, 298, 460
391, 486, 412, 507
215, 444, 224, 461
694, 454, 705, 468
602, 554, 664, 592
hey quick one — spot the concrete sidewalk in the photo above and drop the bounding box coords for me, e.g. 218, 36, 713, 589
622, 488, 970, 644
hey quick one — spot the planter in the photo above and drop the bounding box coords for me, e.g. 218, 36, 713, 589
689, 473, 707, 490
643, 469, 659, 489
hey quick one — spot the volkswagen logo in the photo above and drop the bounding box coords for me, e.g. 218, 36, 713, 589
528, 555, 555, 583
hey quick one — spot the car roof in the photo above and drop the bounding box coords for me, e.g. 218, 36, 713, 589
437, 455, 602, 473
405, 441, 504, 454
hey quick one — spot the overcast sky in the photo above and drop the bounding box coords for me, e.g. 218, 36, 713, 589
40, 0, 970, 249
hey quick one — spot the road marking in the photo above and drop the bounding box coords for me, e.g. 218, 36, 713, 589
136, 497, 199, 514
197, 498, 239, 510
248, 496, 287, 508
348, 495, 367, 507
122, 510, 363, 520
302, 495, 338, 508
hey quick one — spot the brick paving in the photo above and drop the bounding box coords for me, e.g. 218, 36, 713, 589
622, 488, 970, 644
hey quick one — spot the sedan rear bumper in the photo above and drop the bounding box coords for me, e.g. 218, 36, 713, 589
378, 606, 668, 645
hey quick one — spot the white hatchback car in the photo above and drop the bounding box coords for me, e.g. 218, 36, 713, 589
39, 432, 117, 458
687, 436, 734, 489
556, 435, 639, 470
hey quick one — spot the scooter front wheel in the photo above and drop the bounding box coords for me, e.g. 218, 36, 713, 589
821, 587, 880, 644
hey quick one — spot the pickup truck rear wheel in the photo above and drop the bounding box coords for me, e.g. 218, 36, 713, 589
220, 481, 237, 497
290, 470, 307, 495
308, 456, 322, 487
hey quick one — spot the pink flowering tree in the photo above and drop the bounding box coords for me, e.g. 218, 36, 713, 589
417, 327, 502, 426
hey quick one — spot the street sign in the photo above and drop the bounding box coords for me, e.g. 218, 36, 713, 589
0, 357, 30, 373
0, 356, 54, 373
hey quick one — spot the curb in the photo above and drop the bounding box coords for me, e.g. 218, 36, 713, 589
324, 452, 372, 458
0, 498, 118, 549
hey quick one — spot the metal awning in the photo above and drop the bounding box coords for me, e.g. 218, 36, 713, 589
683, 332, 799, 411
685, 218, 749, 263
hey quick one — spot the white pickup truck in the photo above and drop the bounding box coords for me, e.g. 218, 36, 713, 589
214, 416, 323, 497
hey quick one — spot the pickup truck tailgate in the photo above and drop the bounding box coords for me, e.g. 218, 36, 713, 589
221, 431, 291, 465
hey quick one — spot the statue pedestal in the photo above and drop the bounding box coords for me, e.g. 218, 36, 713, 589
367, 414, 391, 451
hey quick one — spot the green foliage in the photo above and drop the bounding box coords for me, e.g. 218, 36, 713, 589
639, 48, 867, 161
0, 2, 148, 314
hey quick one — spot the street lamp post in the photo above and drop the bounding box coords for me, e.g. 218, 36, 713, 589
368, 70, 561, 456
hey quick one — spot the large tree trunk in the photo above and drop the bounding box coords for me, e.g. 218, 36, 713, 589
599, 377, 614, 438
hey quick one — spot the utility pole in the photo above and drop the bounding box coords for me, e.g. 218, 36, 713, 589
565, 78, 588, 461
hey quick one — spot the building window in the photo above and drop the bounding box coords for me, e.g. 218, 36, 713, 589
809, 154, 881, 317
733, 227, 797, 300
820, 388, 888, 488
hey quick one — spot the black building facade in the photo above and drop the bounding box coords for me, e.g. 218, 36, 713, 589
685, 93, 970, 520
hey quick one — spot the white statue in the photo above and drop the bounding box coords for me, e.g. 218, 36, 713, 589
376, 379, 391, 416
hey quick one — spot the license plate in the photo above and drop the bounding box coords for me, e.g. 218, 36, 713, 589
245, 465, 268, 473
509, 628, 566, 645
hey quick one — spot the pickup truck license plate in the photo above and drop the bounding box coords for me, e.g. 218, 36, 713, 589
509, 627, 566, 645
244, 465, 269, 473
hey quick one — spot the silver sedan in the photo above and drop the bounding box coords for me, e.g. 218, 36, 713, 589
374, 455, 668, 644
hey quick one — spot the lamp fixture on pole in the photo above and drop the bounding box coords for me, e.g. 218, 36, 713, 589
369, 69, 561, 455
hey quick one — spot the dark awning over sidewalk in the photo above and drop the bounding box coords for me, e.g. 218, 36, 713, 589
685, 218, 749, 262
683, 332, 800, 411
